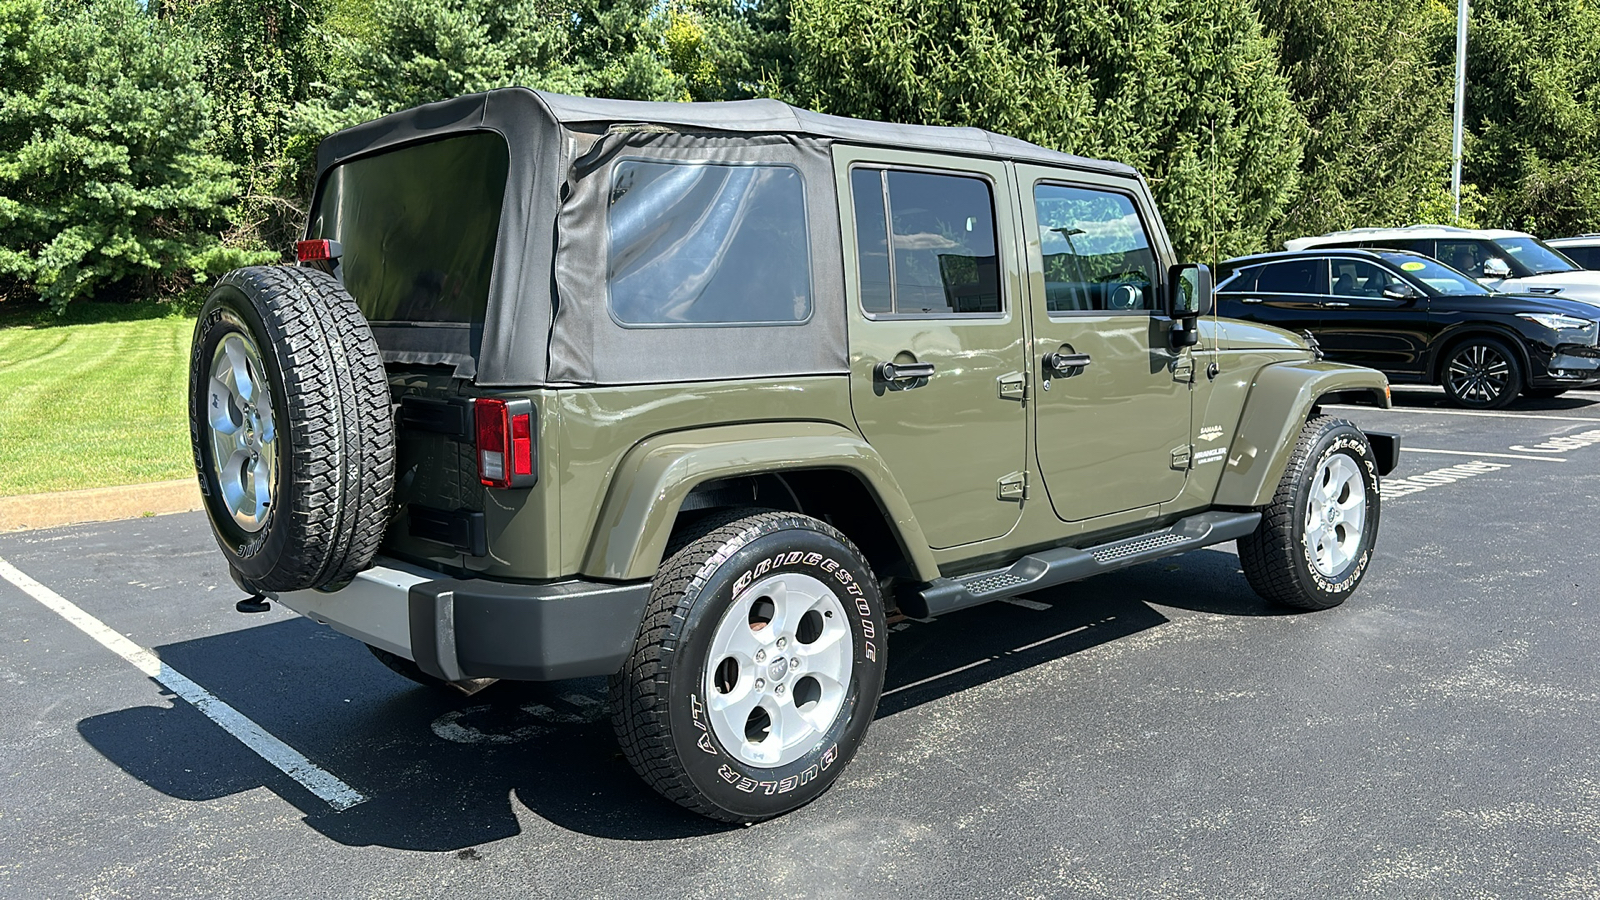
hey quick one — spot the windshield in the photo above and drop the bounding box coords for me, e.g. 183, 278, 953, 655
1378, 252, 1489, 296
1493, 237, 1578, 276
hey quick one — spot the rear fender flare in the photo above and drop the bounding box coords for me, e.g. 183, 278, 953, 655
582, 423, 939, 582
1214, 361, 1391, 508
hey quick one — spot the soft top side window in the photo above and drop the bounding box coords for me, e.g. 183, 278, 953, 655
607, 160, 812, 327
1033, 183, 1159, 313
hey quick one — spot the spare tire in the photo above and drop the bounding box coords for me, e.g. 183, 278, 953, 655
188, 266, 394, 592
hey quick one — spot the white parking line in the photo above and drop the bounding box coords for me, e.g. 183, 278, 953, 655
0, 556, 367, 811
1000, 597, 1051, 611
1405, 447, 1568, 462
1329, 404, 1600, 423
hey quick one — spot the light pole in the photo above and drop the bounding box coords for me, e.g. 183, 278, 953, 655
1452, 0, 1468, 223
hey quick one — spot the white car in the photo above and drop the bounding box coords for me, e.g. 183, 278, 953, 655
1546, 234, 1600, 271
1285, 225, 1600, 307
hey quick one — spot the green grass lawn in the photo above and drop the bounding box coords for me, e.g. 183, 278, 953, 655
0, 303, 196, 496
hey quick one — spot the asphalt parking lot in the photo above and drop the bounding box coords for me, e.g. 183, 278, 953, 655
3, 387, 1599, 898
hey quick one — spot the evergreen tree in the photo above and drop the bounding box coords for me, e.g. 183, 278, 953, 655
0, 0, 263, 310
789, 0, 1304, 260
168, 0, 330, 255
1261, 0, 1456, 239
1457, 0, 1600, 236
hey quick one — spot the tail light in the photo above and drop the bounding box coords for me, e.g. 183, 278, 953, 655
295, 239, 342, 263
475, 398, 537, 488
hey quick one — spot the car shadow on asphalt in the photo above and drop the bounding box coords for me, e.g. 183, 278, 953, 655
75, 547, 1292, 849
1385, 387, 1600, 413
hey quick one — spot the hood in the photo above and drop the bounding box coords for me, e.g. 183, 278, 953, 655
1489, 270, 1600, 307
1208, 317, 1314, 352
1482, 293, 1600, 319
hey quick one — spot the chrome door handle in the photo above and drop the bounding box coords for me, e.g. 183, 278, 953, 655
875, 360, 936, 382
1044, 351, 1092, 377
1324, 301, 1351, 308
1240, 297, 1264, 304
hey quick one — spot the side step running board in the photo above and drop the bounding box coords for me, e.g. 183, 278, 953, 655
904, 510, 1261, 619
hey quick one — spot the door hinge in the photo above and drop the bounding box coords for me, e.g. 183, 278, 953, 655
997, 471, 1028, 501
1171, 357, 1195, 383
997, 371, 1026, 401
1170, 445, 1193, 470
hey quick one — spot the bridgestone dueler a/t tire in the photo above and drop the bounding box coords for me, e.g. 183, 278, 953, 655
610, 510, 888, 823
189, 266, 394, 592
1238, 416, 1381, 610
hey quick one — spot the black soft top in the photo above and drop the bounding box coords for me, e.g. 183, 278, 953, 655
311, 89, 1141, 387
317, 87, 1133, 177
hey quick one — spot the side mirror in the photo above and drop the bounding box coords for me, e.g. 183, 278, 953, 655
1167, 263, 1213, 348
1382, 282, 1419, 301
1483, 257, 1511, 279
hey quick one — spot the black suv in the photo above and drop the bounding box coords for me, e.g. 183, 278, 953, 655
1217, 249, 1600, 408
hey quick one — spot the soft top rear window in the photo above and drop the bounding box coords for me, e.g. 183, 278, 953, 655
307, 131, 510, 325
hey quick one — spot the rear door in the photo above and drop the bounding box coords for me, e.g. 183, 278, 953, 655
836, 148, 1028, 549
1231, 258, 1329, 336
1017, 167, 1191, 521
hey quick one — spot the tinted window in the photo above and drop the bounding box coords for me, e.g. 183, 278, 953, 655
1561, 245, 1600, 270
607, 161, 811, 326
1256, 259, 1329, 294
1033, 184, 1159, 312
1218, 267, 1259, 293
1330, 259, 1404, 297
852, 168, 1001, 316
308, 132, 509, 324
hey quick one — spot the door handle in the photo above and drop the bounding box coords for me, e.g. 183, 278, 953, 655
1324, 301, 1351, 308
1240, 297, 1264, 304
875, 360, 936, 382
1044, 351, 1092, 377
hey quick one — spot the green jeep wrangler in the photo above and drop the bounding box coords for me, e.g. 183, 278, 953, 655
189, 89, 1398, 823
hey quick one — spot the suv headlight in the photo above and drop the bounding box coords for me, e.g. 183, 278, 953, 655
1518, 312, 1597, 333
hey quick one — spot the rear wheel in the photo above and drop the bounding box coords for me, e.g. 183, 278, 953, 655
611, 510, 887, 823
1441, 337, 1523, 409
189, 266, 394, 592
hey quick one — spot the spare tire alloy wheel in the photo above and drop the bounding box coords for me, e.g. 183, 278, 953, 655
1239, 416, 1381, 610
205, 328, 277, 532
189, 266, 394, 593
1443, 338, 1522, 409
612, 511, 887, 823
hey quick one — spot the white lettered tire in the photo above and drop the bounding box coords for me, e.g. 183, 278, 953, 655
610, 510, 887, 823
1238, 417, 1382, 610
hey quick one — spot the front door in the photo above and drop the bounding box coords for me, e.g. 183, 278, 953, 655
837, 148, 1027, 549
1018, 167, 1191, 522
1316, 256, 1434, 378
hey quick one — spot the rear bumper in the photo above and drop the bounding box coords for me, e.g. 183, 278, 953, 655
269, 559, 651, 682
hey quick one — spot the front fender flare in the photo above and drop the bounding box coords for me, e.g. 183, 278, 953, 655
1214, 361, 1391, 508
581, 422, 940, 582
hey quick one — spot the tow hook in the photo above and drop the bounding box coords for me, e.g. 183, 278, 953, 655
236, 594, 271, 613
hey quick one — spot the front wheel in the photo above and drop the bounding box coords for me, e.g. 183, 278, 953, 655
611, 510, 887, 823
1239, 417, 1382, 610
1441, 337, 1523, 409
